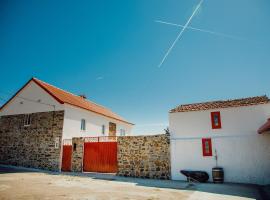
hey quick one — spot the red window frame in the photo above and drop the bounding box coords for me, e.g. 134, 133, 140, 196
202, 138, 212, 156
211, 111, 221, 129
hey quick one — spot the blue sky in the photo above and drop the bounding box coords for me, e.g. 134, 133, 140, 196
1, 0, 270, 134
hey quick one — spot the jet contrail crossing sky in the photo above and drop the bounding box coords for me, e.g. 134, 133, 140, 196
158, 0, 204, 68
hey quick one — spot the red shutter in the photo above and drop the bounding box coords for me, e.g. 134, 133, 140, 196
202, 138, 212, 157
211, 111, 221, 129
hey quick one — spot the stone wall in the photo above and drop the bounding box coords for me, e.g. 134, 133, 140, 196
0, 110, 64, 171
117, 134, 170, 179
71, 137, 84, 172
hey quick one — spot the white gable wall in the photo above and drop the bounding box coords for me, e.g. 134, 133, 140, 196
0, 80, 133, 139
0, 81, 64, 116
169, 103, 270, 185
62, 104, 132, 139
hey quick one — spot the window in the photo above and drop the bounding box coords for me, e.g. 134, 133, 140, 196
211, 111, 221, 129
23, 114, 31, 126
109, 122, 116, 136
54, 137, 60, 149
81, 119, 86, 131
102, 125, 105, 135
202, 138, 212, 156
120, 129, 126, 136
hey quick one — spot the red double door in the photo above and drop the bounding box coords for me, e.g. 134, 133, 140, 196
83, 142, 117, 173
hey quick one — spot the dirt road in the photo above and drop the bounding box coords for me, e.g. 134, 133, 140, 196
0, 166, 263, 200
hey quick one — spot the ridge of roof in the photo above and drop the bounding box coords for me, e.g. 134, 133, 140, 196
33, 77, 79, 98
0, 77, 133, 125
32, 78, 134, 125
170, 95, 270, 113
32, 77, 111, 111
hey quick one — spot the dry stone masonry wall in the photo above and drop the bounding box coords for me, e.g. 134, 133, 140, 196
117, 134, 171, 179
71, 137, 84, 172
0, 111, 64, 171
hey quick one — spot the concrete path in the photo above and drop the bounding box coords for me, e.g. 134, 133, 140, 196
0, 165, 266, 200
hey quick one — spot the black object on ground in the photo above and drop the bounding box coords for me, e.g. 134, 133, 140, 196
180, 170, 209, 183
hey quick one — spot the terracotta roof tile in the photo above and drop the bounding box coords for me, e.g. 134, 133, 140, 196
32, 78, 133, 125
170, 96, 270, 113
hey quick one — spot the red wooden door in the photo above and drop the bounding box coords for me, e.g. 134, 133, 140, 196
83, 142, 117, 173
61, 145, 72, 171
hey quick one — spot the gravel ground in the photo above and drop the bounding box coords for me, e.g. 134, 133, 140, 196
0, 165, 264, 200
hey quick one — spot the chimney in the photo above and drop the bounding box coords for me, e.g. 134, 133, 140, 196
79, 94, 87, 99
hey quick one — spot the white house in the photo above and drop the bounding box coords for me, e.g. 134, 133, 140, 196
0, 77, 134, 139
0, 77, 133, 172
169, 96, 270, 185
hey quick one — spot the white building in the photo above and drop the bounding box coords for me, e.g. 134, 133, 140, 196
169, 96, 270, 185
0, 77, 134, 139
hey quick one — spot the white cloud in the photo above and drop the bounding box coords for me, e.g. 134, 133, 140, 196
96, 76, 104, 80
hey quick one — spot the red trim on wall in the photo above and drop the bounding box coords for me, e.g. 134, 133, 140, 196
211, 111, 222, 129
202, 138, 212, 157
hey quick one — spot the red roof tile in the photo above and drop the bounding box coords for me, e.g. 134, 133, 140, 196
32, 78, 133, 125
0, 78, 133, 125
170, 96, 270, 113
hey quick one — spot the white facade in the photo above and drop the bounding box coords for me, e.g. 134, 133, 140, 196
0, 80, 133, 139
62, 104, 132, 139
169, 103, 270, 185
0, 81, 64, 116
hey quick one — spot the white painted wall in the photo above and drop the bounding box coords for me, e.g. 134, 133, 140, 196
0, 81, 64, 116
169, 103, 270, 185
0, 80, 133, 139
62, 104, 133, 139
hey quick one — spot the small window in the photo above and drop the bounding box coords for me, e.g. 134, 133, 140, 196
102, 125, 105, 135
211, 111, 221, 129
120, 129, 126, 136
23, 114, 31, 126
54, 137, 60, 149
109, 122, 116, 136
81, 119, 86, 131
202, 138, 212, 156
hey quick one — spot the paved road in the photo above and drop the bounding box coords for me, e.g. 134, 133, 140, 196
0, 165, 265, 200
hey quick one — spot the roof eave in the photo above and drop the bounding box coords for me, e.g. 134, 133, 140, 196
0, 77, 134, 126
169, 101, 270, 113
64, 102, 134, 125
32, 78, 65, 104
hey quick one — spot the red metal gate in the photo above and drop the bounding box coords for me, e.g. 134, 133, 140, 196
61, 139, 72, 172
83, 137, 117, 173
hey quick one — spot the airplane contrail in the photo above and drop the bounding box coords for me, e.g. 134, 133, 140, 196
155, 20, 245, 41
158, 0, 204, 68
